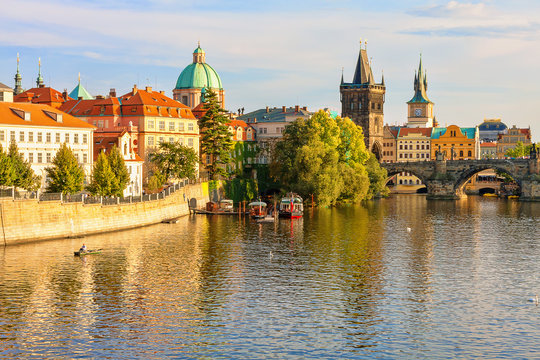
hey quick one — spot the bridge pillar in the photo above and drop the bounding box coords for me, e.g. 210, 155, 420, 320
426, 180, 464, 200
520, 180, 540, 201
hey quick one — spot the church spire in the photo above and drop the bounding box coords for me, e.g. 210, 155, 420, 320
381, 70, 385, 86
408, 54, 430, 103
36, 57, 44, 88
14, 53, 23, 95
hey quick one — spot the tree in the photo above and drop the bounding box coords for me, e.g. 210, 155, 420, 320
0, 144, 15, 187
198, 88, 233, 179
505, 141, 533, 158
107, 145, 130, 196
7, 141, 40, 191
45, 143, 85, 194
270, 110, 387, 206
87, 152, 116, 196
149, 141, 199, 183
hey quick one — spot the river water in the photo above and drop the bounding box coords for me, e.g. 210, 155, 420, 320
0, 195, 539, 359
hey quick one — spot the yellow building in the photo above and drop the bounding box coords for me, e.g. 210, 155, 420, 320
431, 125, 479, 160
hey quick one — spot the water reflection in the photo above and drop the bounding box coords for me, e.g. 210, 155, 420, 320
0, 195, 539, 358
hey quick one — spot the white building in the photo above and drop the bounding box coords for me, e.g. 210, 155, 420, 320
0, 101, 95, 190
0, 82, 14, 103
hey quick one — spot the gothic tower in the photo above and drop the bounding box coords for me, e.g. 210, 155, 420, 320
14, 53, 23, 95
340, 42, 385, 159
36, 57, 44, 88
406, 55, 434, 128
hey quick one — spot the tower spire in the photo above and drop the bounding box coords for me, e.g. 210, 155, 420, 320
36, 57, 44, 87
14, 53, 23, 95
341, 67, 344, 85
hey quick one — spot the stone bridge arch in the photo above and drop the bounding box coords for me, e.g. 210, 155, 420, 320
452, 160, 522, 194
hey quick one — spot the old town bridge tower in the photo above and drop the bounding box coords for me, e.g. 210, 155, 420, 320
340, 42, 385, 159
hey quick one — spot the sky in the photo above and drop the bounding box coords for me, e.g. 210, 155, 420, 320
0, 0, 538, 142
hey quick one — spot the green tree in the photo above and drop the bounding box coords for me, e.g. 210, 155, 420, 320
7, 141, 40, 190
0, 144, 15, 186
149, 141, 198, 181
270, 110, 387, 206
505, 141, 533, 158
198, 88, 233, 179
45, 143, 85, 194
107, 145, 130, 196
87, 152, 116, 196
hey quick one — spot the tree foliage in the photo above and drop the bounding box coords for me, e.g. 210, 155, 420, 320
198, 88, 233, 179
107, 145, 130, 196
149, 141, 198, 181
0, 141, 40, 190
87, 152, 117, 196
505, 141, 533, 158
270, 110, 388, 206
45, 143, 85, 194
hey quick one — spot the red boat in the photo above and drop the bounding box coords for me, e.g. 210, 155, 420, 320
279, 194, 303, 219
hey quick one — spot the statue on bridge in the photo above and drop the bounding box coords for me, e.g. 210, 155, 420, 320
531, 143, 538, 160
435, 144, 445, 161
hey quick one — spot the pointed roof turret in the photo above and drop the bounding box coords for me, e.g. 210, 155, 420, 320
408, 54, 431, 103
340, 67, 344, 85
69, 73, 93, 100
14, 53, 23, 95
352, 42, 373, 85
36, 57, 44, 88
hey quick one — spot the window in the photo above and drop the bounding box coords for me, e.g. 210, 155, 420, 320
188, 138, 194, 147
159, 137, 164, 143
37, 153, 42, 163
147, 120, 155, 130
19, 132, 25, 142
169, 122, 175, 131
178, 122, 184, 131
97, 120, 104, 128
169, 137, 174, 143
37, 132, 42, 142
83, 154, 88, 163
404, 145, 408, 150
74, 134, 79, 144
182, 96, 188, 105
148, 136, 155, 146
188, 122, 194, 131
468, 150, 472, 157
371, 103, 375, 109
459, 150, 463, 157
10, 131, 15, 141
75, 154, 79, 163
416, 144, 420, 150
46, 133, 51, 143
159, 121, 165, 131
46, 153, 51, 163
64, 133, 70, 143
416, 153, 420, 158
29, 132, 34, 142
83, 134, 88, 144
28, 153, 33, 163
55, 133, 60, 143
178, 137, 184, 145
399, 153, 403, 158
0, 130, 4, 141
399, 144, 403, 150
350, 102, 354, 110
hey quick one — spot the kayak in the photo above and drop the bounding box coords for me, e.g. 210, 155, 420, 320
74, 249, 102, 256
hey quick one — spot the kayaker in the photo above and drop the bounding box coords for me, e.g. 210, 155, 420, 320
79, 244, 87, 253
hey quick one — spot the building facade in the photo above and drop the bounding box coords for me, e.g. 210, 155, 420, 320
396, 127, 432, 187
431, 125, 479, 160
496, 125, 531, 158
478, 118, 507, 142
0, 101, 95, 189
173, 44, 225, 109
340, 43, 385, 158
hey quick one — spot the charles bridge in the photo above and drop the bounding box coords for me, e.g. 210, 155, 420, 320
381, 157, 540, 201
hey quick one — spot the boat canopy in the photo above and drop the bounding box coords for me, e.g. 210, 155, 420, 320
220, 199, 233, 204
281, 197, 302, 204
248, 201, 267, 207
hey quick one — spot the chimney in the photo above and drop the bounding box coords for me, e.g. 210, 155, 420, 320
266, 106, 269, 113
109, 88, 116, 98
295, 105, 299, 112
62, 89, 68, 101
282, 106, 286, 113
133, 84, 138, 95
302, 106, 307, 111
145, 86, 152, 92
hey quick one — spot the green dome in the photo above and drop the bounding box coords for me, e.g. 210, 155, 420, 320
175, 62, 223, 90
193, 46, 205, 54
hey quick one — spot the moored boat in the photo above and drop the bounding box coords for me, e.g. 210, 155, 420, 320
279, 193, 303, 219
248, 201, 267, 219
218, 199, 234, 212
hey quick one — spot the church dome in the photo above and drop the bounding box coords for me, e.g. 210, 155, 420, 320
175, 45, 223, 90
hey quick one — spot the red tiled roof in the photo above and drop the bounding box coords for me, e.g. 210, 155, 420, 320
14, 87, 73, 108
119, 87, 196, 119
399, 127, 433, 137
0, 102, 95, 129
60, 97, 122, 117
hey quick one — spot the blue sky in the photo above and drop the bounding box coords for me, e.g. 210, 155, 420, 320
0, 0, 539, 141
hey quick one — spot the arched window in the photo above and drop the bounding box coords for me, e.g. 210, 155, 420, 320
459, 150, 464, 157
468, 150, 472, 157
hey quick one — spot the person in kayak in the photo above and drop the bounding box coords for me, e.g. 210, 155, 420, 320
79, 244, 87, 253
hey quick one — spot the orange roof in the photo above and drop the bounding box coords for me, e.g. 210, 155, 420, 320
119, 86, 196, 119
60, 97, 122, 117
191, 102, 207, 119
14, 87, 73, 108
0, 102, 96, 129
481, 142, 497, 148
398, 127, 432, 137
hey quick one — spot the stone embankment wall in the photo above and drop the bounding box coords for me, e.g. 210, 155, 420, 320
0, 183, 209, 246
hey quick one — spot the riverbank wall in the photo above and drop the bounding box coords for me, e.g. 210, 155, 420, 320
0, 183, 212, 246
